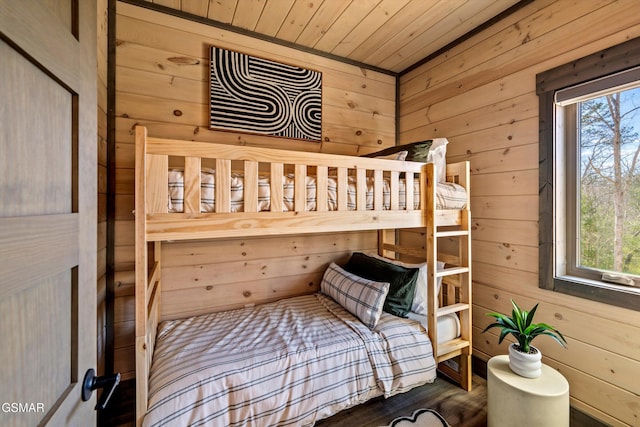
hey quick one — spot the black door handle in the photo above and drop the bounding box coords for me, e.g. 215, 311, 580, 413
81, 369, 121, 410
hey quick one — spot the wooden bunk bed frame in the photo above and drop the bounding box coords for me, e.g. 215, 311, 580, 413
134, 126, 472, 426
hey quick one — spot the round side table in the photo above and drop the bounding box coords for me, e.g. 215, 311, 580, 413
487, 355, 569, 427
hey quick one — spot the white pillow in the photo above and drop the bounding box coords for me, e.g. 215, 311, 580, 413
365, 252, 444, 316
320, 262, 390, 329
373, 150, 408, 161
426, 138, 448, 182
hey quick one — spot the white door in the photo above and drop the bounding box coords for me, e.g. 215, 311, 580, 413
0, 1, 98, 426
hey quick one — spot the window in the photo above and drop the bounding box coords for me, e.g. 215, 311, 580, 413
537, 38, 640, 311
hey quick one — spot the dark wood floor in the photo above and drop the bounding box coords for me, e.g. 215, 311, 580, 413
99, 373, 487, 427
315, 374, 487, 427
99, 378, 136, 427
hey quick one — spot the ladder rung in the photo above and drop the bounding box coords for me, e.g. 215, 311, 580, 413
441, 275, 460, 287
436, 338, 470, 357
437, 253, 459, 265
437, 303, 470, 317
436, 266, 469, 277
436, 230, 469, 237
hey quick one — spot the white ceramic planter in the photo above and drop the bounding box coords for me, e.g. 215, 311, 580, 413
508, 342, 542, 378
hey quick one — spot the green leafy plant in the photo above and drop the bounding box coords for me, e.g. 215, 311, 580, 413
483, 300, 567, 353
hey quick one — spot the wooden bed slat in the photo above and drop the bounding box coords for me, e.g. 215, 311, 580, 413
215, 159, 231, 213
316, 166, 328, 212
184, 156, 201, 214
244, 161, 259, 213
356, 168, 366, 211
270, 163, 284, 212
374, 170, 383, 211
295, 164, 306, 212
337, 167, 347, 211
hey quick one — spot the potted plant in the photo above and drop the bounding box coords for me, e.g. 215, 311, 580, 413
483, 300, 567, 378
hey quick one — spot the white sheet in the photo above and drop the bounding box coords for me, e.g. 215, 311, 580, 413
406, 312, 461, 344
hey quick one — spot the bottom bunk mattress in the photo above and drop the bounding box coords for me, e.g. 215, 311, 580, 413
143, 293, 437, 427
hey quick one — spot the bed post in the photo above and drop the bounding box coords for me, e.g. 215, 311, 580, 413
424, 162, 440, 368
457, 162, 472, 391
134, 126, 151, 427
135, 127, 164, 425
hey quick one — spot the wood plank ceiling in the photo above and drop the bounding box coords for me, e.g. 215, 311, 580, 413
140, 0, 522, 73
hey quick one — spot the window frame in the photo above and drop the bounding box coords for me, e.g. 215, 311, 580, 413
537, 37, 640, 311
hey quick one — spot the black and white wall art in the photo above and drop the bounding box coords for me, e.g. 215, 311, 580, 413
209, 46, 322, 142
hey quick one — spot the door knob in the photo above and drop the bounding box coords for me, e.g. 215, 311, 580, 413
81, 368, 121, 410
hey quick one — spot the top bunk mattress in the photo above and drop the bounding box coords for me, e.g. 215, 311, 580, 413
167, 169, 467, 213
144, 293, 437, 427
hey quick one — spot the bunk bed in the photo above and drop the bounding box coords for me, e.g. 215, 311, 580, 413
134, 126, 472, 426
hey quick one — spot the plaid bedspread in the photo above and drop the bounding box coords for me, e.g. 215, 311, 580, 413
167, 169, 467, 213
143, 294, 437, 427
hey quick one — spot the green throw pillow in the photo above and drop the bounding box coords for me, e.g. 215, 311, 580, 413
362, 140, 433, 163
343, 252, 419, 318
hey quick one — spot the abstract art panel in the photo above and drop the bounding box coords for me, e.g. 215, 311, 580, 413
209, 46, 322, 142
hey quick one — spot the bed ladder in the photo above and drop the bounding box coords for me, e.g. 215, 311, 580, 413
428, 161, 472, 391
378, 162, 472, 391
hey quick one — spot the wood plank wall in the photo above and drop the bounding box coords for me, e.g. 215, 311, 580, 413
399, 1, 640, 425
97, 0, 108, 378
113, 1, 395, 380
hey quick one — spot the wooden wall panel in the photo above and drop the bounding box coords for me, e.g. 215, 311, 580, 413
399, 1, 640, 425
113, 1, 395, 379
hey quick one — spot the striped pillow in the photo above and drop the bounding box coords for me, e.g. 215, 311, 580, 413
321, 262, 390, 329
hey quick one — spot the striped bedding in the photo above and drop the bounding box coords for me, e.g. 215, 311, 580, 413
143, 293, 437, 427
167, 169, 467, 213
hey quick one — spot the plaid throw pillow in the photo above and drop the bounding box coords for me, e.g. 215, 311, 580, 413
321, 262, 390, 329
